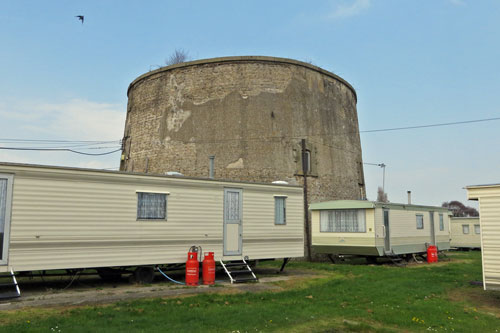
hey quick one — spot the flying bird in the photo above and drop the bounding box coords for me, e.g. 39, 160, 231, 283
75, 15, 84, 24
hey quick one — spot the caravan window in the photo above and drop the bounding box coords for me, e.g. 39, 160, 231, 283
474, 224, 480, 234
274, 196, 286, 225
137, 192, 167, 220
416, 215, 424, 229
439, 214, 444, 231
320, 210, 366, 233
462, 224, 470, 234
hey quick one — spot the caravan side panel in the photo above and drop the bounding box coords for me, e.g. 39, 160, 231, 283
311, 208, 378, 255
241, 187, 304, 259
467, 184, 500, 291
3, 165, 303, 272
375, 207, 451, 255
450, 217, 481, 249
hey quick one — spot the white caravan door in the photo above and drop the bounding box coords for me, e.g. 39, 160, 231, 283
0, 174, 13, 266
383, 209, 391, 253
223, 188, 242, 256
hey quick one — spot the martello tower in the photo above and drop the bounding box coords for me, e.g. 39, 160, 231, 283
120, 56, 365, 257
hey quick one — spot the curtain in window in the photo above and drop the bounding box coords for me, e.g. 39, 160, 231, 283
137, 193, 166, 219
225, 191, 240, 221
320, 210, 365, 232
416, 215, 424, 229
275, 197, 286, 225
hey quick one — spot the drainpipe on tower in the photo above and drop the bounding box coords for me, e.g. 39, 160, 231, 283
301, 139, 311, 261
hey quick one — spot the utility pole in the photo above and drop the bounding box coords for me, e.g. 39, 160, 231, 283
301, 139, 311, 261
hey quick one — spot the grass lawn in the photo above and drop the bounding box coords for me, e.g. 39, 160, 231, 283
1, 251, 500, 332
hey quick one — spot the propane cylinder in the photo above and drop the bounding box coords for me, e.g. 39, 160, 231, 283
202, 252, 216, 285
427, 245, 438, 263
185, 251, 199, 286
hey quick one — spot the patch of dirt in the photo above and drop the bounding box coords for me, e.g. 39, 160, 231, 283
448, 288, 500, 318
0, 268, 321, 312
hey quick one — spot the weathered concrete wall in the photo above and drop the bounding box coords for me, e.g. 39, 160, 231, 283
121, 56, 366, 257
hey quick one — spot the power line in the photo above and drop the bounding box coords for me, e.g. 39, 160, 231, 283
0, 116, 497, 155
0, 138, 120, 143
360, 117, 500, 133
0, 147, 122, 156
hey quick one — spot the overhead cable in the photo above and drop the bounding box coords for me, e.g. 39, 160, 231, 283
0, 147, 122, 156
360, 117, 500, 133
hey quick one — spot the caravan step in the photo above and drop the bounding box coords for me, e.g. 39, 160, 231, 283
0, 269, 21, 300
220, 259, 258, 284
0, 291, 20, 300
232, 277, 258, 283
223, 262, 250, 267
227, 269, 252, 274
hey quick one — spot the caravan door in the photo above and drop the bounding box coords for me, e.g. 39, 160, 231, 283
223, 188, 242, 256
0, 174, 13, 266
429, 211, 436, 246
383, 209, 391, 253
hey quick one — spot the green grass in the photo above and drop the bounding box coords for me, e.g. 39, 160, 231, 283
2, 252, 500, 332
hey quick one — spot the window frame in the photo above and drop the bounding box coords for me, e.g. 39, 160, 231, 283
462, 224, 470, 234
319, 209, 366, 233
439, 213, 444, 231
136, 191, 168, 221
416, 214, 424, 229
474, 224, 480, 235
274, 196, 287, 225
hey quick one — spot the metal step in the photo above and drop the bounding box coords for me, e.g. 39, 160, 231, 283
0, 291, 20, 300
232, 277, 257, 283
0, 269, 21, 300
220, 259, 258, 284
223, 262, 249, 267
226, 269, 251, 274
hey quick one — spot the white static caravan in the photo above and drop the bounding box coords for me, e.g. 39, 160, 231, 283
466, 183, 500, 291
310, 200, 451, 258
450, 217, 481, 249
0, 163, 304, 275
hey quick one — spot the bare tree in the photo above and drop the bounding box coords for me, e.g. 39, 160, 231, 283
377, 186, 389, 202
442, 200, 479, 217
165, 49, 190, 66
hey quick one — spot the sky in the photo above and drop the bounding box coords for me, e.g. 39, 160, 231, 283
0, 0, 499, 207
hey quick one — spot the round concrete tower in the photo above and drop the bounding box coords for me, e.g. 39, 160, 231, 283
121, 56, 366, 256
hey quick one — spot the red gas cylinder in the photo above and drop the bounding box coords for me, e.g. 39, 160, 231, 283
202, 252, 216, 285
185, 251, 199, 286
427, 245, 438, 263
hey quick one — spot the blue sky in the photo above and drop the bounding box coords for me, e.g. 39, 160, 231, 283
0, 0, 498, 206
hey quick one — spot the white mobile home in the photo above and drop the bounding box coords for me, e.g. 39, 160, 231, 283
466, 183, 500, 291
450, 217, 481, 249
0, 163, 304, 274
310, 200, 451, 258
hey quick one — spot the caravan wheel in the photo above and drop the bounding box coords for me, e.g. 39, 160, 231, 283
134, 267, 155, 284
97, 268, 122, 282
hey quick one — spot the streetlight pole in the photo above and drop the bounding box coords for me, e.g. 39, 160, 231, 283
379, 163, 386, 193
364, 162, 387, 193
